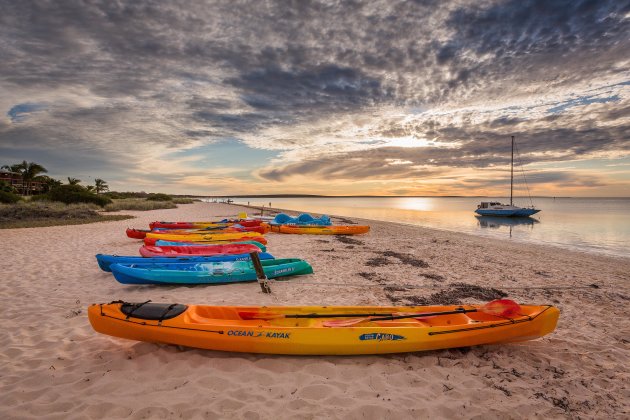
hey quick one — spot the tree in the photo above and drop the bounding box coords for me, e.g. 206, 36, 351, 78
1, 163, 22, 172
94, 178, 109, 195
12, 161, 48, 195
86, 185, 95, 192
35, 175, 62, 193
67, 177, 81, 185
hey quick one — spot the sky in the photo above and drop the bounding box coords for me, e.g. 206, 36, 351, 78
1, 0, 629, 197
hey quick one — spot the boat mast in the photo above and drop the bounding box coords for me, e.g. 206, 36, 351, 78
510, 136, 514, 206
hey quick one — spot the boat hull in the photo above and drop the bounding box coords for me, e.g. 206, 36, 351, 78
95, 253, 275, 272
150, 220, 264, 229
145, 231, 263, 242
89, 303, 559, 355
154, 240, 267, 252
475, 208, 540, 217
109, 258, 313, 285
139, 244, 261, 257
143, 236, 267, 246
270, 225, 370, 235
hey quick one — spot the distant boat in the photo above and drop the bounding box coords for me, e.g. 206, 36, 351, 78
475, 136, 540, 217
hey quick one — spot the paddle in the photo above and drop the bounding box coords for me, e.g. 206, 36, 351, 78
238, 299, 522, 326
322, 299, 522, 327
250, 251, 271, 294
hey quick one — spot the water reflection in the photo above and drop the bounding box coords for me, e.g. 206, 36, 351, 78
225, 196, 629, 257
475, 215, 540, 229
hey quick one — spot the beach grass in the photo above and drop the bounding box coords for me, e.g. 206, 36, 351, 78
0, 201, 134, 229
103, 198, 178, 211
172, 197, 197, 204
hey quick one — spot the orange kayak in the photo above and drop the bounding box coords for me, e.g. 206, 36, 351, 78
88, 302, 559, 355
270, 225, 370, 235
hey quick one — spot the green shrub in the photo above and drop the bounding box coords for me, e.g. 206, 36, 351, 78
146, 193, 172, 201
29, 193, 51, 202
0, 190, 21, 204
104, 191, 149, 199
0, 180, 16, 193
48, 184, 112, 207
172, 197, 195, 204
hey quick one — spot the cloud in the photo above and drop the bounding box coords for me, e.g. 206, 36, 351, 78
0, 0, 628, 194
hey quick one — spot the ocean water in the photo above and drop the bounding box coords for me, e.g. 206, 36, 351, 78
225, 196, 630, 258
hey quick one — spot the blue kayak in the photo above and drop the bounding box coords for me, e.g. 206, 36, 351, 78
271, 213, 331, 226
109, 258, 313, 285
95, 252, 275, 272
154, 240, 267, 252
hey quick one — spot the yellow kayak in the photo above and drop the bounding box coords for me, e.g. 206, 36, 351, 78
145, 231, 263, 242
88, 301, 559, 355
270, 225, 370, 235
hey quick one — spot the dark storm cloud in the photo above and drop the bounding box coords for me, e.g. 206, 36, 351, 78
0, 0, 628, 189
228, 65, 391, 113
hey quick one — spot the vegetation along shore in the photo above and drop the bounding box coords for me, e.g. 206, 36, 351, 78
0, 160, 197, 228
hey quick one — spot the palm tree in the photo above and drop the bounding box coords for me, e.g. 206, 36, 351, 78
94, 178, 109, 195
13, 161, 48, 195
35, 175, 62, 193
67, 177, 81, 185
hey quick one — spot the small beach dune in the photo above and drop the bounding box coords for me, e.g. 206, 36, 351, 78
1, 202, 628, 419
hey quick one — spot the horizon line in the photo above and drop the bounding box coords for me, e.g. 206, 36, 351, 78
190, 194, 630, 199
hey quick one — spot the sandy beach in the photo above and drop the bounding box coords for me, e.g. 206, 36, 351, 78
1, 201, 628, 419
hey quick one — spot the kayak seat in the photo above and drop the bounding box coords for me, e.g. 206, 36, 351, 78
121, 302, 188, 321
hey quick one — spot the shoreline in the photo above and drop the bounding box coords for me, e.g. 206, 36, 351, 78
235, 202, 630, 262
1, 202, 628, 418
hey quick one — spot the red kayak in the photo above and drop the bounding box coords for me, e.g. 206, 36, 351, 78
143, 236, 268, 246
126, 228, 150, 239
149, 220, 263, 229
139, 244, 261, 257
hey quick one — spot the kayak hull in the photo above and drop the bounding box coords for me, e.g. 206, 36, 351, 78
89, 303, 559, 355
149, 220, 264, 230
126, 228, 149, 239
144, 236, 267, 246
95, 253, 275, 272
109, 258, 312, 285
152, 226, 268, 235
144, 231, 264, 243
154, 240, 267, 252
139, 244, 261, 257
270, 225, 370, 235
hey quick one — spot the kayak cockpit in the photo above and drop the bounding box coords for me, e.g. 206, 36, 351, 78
120, 302, 188, 321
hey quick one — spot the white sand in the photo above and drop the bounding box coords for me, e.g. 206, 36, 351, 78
1, 202, 628, 419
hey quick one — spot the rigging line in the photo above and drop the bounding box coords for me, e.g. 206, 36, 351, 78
266, 281, 620, 291
513, 140, 535, 207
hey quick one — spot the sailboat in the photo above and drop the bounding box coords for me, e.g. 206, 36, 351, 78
475, 136, 541, 217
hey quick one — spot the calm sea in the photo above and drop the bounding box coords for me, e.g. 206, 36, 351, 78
223, 196, 630, 258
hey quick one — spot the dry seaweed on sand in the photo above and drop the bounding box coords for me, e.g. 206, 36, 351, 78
366, 256, 393, 267
334, 235, 364, 245
382, 251, 429, 268
392, 282, 508, 306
